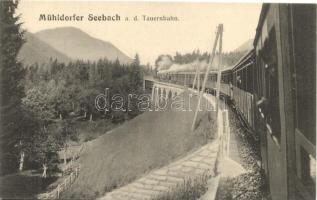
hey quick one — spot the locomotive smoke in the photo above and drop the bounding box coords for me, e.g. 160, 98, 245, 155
158, 54, 220, 73
156, 55, 173, 71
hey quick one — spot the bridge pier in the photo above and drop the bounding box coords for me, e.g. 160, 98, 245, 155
151, 82, 185, 108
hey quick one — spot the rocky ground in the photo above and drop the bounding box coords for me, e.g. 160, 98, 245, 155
215, 107, 270, 200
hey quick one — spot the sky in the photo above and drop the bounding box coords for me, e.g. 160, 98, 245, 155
17, 1, 262, 65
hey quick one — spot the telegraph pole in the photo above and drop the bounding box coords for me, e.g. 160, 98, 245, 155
192, 61, 201, 91
192, 64, 198, 90
191, 24, 223, 131
216, 24, 223, 115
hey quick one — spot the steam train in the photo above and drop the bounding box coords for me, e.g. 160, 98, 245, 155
157, 4, 316, 200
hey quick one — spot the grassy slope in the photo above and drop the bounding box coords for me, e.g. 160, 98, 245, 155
0, 171, 57, 199
75, 119, 121, 143
64, 92, 217, 199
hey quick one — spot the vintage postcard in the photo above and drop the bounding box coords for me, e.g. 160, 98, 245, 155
0, 1, 316, 200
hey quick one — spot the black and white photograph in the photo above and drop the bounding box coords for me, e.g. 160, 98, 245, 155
0, 1, 316, 199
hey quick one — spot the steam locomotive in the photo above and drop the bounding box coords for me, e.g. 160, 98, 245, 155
157, 4, 316, 200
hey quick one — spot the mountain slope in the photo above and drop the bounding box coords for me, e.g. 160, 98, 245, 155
35, 27, 133, 64
233, 39, 253, 52
18, 32, 71, 66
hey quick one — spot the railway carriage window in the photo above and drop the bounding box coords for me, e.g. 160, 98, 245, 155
238, 71, 241, 88
257, 55, 263, 97
237, 74, 241, 88
238, 70, 241, 88
242, 69, 246, 90
244, 68, 247, 91
256, 35, 263, 97
261, 27, 281, 143
238, 70, 243, 89
233, 72, 236, 86
241, 69, 245, 89
247, 64, 253, 93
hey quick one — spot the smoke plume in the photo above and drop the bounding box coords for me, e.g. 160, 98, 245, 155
158, 55, 221, 74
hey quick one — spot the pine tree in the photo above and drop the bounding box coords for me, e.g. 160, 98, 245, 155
130, 54, 143, 89
133, 53, 140, 66
0, 0, 26, 174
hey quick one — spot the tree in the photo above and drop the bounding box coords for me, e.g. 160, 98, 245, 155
130, 54, 143, 90
0, 0, 27, 174
23, 89, 77, 176
14, 107, 40, 172
23, 56, 146, 126
133, 53, 140, 66
78, 87, 100, 121
48, 80, 72, 119
22, 87, 56, 125
30, 130, 62, 178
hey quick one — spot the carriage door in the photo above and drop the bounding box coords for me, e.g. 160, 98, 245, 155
291, 5, 316, 200
260, 26, 288, 200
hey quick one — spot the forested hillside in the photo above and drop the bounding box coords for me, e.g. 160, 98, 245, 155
17, 55, 144, 176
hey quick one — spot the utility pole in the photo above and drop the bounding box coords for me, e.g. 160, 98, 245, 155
216, 24, 223, 115
191, 24, 223, 131
192, 65, 198, 90
192, 61, 201, 91
197, 64, 200, 91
